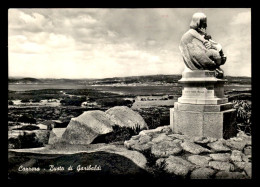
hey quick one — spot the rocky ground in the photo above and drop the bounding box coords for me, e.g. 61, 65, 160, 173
9, 125, 252, 180
8, 101, 252, 180
124, 125, 252, 179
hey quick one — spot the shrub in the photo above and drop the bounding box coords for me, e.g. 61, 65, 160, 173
21, 99, 30, 103
96, 98, 133, 107
60, 96, 86, 106
92, 124, 142, 144
17, 114, 36, 124
16, 125, 39, 130
31, 98, 41, 103
140, 148, 158, 167
8, 132, 43, 149
233, 100, 251, 135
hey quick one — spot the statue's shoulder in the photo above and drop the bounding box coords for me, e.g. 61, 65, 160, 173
181, 30, 195, 43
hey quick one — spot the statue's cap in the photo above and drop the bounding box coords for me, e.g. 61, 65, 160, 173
190, 12, 207, 29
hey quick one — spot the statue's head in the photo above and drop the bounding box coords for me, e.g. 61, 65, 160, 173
190, 12, 207, 30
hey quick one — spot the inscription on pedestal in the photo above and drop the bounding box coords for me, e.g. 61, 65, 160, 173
182, 88, 214, 98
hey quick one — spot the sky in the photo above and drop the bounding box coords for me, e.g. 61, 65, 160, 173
8, 8, 251, 79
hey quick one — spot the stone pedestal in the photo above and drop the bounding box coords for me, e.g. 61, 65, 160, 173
170, 70, 237, 139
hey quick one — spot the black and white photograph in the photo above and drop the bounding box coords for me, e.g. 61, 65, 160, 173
8, 8, 252, 182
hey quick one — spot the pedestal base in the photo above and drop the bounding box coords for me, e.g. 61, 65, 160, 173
170, 102, 237, 139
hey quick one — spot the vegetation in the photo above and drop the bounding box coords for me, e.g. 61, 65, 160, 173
60, 96, 86, 106
233, 100, 251, 135
17, 114, 36, 124
135, 107, 170, 129
8, 100, 14, 105
92, 124, 141, 144
8, 132, 43, 149
15, 125, 40, 131
8, 89, 65, 101
21, 99, 30, 103
225, 76, 251, 85
31, 98, 41, 103
96, 98, 133, 107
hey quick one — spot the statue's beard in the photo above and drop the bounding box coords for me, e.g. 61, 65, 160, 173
197, 27, 207, 35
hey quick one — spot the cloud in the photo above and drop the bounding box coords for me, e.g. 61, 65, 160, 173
230, 11, 251, 25
9, 9, 53, 34
8, 8, 251, 78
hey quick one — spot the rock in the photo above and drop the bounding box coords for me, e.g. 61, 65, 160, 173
61, 110, 114, 144
168, 133, 189, 140
163, 156, 195, 177
124, 139, 136, 149
224, 139, 247, 151
105, 106, 148, 130
137, 135, 152, 144
33, 130, 50, 145
151, 140, 183, 157
233, 161, 250, 170
215, 171, 248, 179
209, 161, 235, 171
155, 158, 166, 168
242, 154, 251, 162
41, 120, 56, 130
151, 133, 173, 143
192, 136, 217, 144
124, 135, 153, 152
187, 155, 212, 167
181, 141, 211, 154
48, 128, 66, 144
139, 125, 170, 136
160, 125, 172, 134
9, 144, 150, 177
207, 140, 230, 152
236, 131, 251, 145
243, 146, 251, 155
244, 164, 252, 178
131, 135, 141, 140
129, 142, 153, 152
190, 167, 215, 179
37, 124, 48, 130
94, 144, 148, 170
230, 150, 243, 162
209, 153, 231, 162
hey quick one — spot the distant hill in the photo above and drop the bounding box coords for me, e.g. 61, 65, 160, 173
8, 74, 251, 85
93, 75, 182, 84
8, 77, 42, 84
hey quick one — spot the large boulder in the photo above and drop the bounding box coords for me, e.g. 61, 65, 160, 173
60, 110, 114, 144
105, 106, 148, 130
48, 128, 66, 144
33, 130, 50, 145
8, 144, 150, 179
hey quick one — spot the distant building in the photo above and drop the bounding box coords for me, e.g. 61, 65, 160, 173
135, 95, 174, 101
132, 95, 175, 109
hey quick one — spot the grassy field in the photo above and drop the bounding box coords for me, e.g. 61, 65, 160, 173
9, 83, 251, 96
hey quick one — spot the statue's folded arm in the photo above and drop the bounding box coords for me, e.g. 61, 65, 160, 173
187, 41, 217, 70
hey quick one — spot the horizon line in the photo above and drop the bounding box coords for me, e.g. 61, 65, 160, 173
8, 73, 252, 80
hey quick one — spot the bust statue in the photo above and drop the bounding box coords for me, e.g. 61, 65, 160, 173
179, 12, 227, 78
